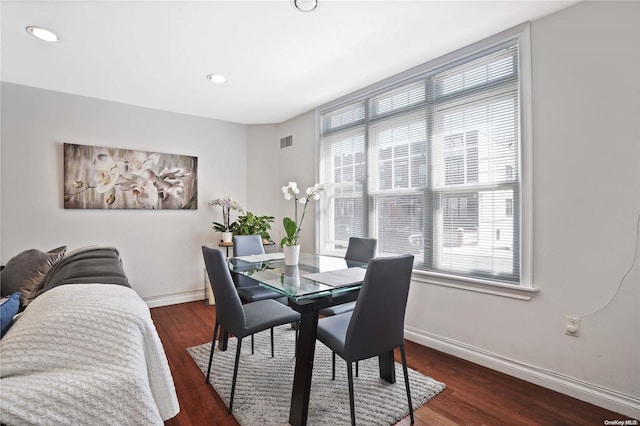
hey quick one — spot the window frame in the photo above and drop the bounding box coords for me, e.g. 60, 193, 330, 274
315, 23, 535, 298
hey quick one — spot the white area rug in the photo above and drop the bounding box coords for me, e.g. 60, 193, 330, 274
188, 325, 445, 425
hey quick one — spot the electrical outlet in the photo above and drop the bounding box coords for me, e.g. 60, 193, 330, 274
565, 315, 580, 336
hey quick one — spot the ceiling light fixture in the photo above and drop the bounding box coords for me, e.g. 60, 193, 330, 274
26, 26, 60, 42
206, 74, 226, 84
292, 0, 318, 12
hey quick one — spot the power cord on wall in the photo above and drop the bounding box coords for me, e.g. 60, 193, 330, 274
579, 214, 640, 322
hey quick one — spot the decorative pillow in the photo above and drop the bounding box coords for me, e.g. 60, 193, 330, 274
0, 246, 67, 302
1, 292, 21, 337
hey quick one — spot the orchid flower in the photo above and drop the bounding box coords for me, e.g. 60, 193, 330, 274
281, 181, 324, 247
208, 196, 244, 231
93, 154, 120, 194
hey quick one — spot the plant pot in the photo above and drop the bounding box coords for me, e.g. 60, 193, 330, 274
221, 231, 233, 243
283, 244, 300, 266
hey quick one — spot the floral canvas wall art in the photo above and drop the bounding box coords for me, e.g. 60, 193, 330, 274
63, 143, 198, 210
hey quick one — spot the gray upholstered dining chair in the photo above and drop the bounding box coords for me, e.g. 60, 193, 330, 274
316, 254, 415, 425
344, 237, 378, 264
232, 234, 293, 353
202, 246, 301, 414
319, 237, 377, 317
232, 235, 283, 303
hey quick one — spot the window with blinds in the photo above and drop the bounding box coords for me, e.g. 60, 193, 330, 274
319, 37, 523, 285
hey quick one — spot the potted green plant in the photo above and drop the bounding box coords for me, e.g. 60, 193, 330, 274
232, 211, 275, 243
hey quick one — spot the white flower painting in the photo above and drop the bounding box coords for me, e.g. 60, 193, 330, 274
63, 143, 198, 210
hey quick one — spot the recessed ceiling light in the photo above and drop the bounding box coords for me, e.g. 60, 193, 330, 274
206, 74, 226, 84
26, 26, 60, 43
292, 0, 318, 12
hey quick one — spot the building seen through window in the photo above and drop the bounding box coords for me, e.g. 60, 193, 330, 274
319, 39, 522, 284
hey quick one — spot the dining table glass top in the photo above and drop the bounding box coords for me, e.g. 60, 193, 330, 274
227, 254, 367, 300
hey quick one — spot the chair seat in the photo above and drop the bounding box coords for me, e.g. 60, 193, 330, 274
275, 296, 290, 305
317, 312, 352, 359
240, 299, 301, 337
237, 285, 283, 302
319, 301, 356, 317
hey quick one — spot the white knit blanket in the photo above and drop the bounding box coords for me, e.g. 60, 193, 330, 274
0, 284, 180, 425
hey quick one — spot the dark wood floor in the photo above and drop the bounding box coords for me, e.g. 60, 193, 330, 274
152, 301, 626, 426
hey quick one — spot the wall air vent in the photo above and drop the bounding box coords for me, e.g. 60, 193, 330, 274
280, 135, 293, 149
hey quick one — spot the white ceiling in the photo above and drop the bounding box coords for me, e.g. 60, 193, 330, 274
1, 0, 577, 125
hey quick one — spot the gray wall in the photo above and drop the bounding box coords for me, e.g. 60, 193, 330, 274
1, 83, 248, 305
246, 1, 640, 417
246, 111, 317, 253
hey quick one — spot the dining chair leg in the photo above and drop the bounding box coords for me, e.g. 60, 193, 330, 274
270, 327, 274, 358
332, 351, 336, 380
206, 321, 219, 383
400, 344, 414, 424
229, 338, 243, 414
347, 361, 356, 426
356, 360, 359, 377
251, 334, 254, 355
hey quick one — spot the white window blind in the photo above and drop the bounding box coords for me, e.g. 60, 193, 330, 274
319, 38, 522, 285
319, 125, 366, 252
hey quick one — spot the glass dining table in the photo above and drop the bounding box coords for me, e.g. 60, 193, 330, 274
226, 253, 397, 426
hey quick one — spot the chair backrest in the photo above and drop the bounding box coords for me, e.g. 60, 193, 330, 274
344, 237, 377, 264
202, 246, 246, 334
344, 254, 414, 361
231, 235, 266, 289
232, 235, 265, 257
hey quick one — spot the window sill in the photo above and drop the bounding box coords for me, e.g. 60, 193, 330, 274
411, 271, 538, 300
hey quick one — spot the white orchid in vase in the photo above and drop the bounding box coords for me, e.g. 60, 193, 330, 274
280, 182, 323, 248
208, 196, 243, 233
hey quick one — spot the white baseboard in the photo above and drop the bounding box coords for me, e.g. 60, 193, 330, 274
143, 289, 205, 308
405, 326, 640, 420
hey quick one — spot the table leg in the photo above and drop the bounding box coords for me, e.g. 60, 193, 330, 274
288, 309, 319, 426
378, 350, 396, 383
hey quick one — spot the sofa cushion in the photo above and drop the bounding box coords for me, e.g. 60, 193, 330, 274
0, 246, 67, 302
1, 292, 21, 337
